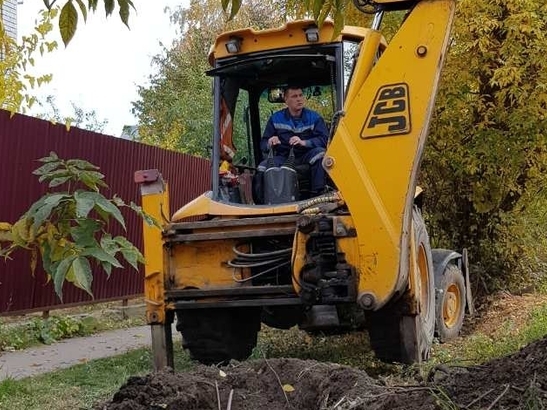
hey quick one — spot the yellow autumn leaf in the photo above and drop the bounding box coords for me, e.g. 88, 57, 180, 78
0, 222, 13, 242
282, 384, 295, 392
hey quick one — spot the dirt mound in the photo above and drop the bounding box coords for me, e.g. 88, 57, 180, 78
100, 336, 547, 410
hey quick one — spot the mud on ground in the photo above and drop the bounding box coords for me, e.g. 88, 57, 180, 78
100, 334, 547, 410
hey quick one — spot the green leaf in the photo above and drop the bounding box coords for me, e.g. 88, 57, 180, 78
113, 235, 133, 248
65, 159, 99, 170
38, 152, 60, 163
72, 257, 93, 296
29, 194, 70, 230
120, 248, 140, 270
59, 1, 79, 46
113, 236, 143, 270
101, 261, 113, 277
317, 3, 331, 28
42, 241, 54, 276
313, 0, 324, 21
100, 234, 119, 256
74, 190, 98, 218
95, 206, 111, 224
38, 169, 71, 183
74, 0, 88, 22
228, 0, 242, 20
79, 172, 107, 191
221, 0, 230, 12
333, 9, 345, 38
82, 247, 123, 268
70, 219, 101, 247
83, 170, 106, 182
33, 161, 61, 176
117, 0, 130, 28
130, 201, 161, 228
88, 0, 99, 12
104, 0, 115, 17
94, 196, 126, 230
49, 176, 72, 188
54, 256, 76, 300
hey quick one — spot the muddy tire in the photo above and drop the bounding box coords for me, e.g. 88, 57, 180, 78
366, 208, 435, 364
404, 209, 436, 362
365, 303, 406, 363
435, 264, 466, 342
176, 307, 261, 365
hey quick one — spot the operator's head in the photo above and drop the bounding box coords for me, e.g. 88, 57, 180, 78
283, 86, 305, 116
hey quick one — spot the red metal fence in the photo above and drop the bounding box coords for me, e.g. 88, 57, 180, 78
0, 110, 211, 315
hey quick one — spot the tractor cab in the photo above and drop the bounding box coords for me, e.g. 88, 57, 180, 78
206, 20, 372, 205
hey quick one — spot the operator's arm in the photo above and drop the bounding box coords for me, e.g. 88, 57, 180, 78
302, 112, 329, 149
261, 116, 276, 152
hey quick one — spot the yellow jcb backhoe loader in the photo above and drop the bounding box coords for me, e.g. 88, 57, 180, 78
136, 0, 474, 369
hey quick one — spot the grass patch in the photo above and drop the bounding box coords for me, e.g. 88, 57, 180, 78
430, 302, 547, 366
0, 345, 193, 410
0, 308, 145, 352
254, 326, 397, 377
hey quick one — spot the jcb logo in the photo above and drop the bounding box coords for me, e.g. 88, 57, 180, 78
361, 83, 411, 139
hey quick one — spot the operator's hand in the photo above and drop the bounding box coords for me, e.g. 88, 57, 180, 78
289, 136, 306, 147
268, 136, 281, 147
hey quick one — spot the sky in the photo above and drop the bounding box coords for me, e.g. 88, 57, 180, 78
17, 1, 186, 137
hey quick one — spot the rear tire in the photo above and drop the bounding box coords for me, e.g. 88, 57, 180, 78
435, 264, 466, 342
406, 208, 436, 362
366, 208, 435, 364
176, 307, 261, 365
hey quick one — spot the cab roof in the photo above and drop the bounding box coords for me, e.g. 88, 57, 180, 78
208, 20, 372, 67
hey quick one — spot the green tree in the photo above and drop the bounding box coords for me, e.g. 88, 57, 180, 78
0, 5, 57, 113
36, 95, 109, 133
132, 0, 285, 156
422, 0, 547, 292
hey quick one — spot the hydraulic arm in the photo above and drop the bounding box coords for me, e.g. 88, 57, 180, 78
325, 0, 455, 310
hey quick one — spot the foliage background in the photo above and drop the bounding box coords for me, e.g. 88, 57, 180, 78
422, 0, 547, 294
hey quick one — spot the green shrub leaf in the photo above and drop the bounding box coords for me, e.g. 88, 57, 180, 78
59, 1, 79, 46
94, 196, 126, 230
30, 193, 70, 229
74, 0, 88, 22
70, 219, 101, 247
72, 257, 93, 296
66, 159, 99, 170
104, 0, 115, 16
54, 256, 77, 300
74, 190, 98, 218
49, 176, 72, 188
82, 247, 123, 268
33, 161, 61, 176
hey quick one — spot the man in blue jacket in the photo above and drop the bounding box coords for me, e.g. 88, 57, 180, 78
259, 86, 329, 195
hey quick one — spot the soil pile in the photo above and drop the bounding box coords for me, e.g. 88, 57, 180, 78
100, 335, 547, 410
